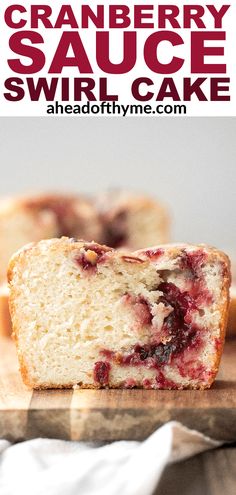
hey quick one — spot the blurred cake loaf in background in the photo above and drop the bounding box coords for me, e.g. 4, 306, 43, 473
0, 193, 102, 283
227, 285, 236, 337
0, 190, 170, 337
0, 284, 11, 338
224, 248, 236, 337
95, 190, 169, 249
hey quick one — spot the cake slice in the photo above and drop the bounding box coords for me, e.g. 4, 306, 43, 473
8, 239, 230, 390
96, 191, 170, 249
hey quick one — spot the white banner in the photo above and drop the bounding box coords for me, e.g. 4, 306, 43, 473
0, 0, 235, 116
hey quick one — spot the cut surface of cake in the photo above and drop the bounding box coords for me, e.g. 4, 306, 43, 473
8, 239, 230, 390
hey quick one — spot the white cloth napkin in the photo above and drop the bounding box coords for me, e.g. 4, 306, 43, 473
0, 421, 221, 495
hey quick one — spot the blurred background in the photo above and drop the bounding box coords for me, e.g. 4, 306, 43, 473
0, 117, 235, 252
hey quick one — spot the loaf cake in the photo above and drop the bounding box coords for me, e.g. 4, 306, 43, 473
8, 238, 230, 389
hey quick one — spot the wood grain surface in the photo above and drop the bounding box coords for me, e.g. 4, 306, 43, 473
1, 337, 236, 442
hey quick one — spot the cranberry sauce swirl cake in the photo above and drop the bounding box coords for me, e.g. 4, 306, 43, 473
8, 238, 230, 390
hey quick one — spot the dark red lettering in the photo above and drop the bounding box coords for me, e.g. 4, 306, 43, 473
211, 77, 230, 100
191, 32, 226, 73
157, 78, 181, 100
49, 32, 92, 73
31, 5, 53, 28
109, 6, 130, 28
144, 32, 184, 74
131, 77, 154, 101
27, 77, 58, 100
158, 5, 180, 28
4, 77, 25, 101
184, 6, 206, 28
96, 32, 136, 74
207, 5, 230, 29
8, 31, 45, 74
4, 5, 26, 29
183, 78, 207, 100
81, 5, 104, 28
134, 6, 154, 28
54, 5, 79, 29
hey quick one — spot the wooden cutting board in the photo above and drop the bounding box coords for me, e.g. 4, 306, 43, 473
1, 337, 236, 443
